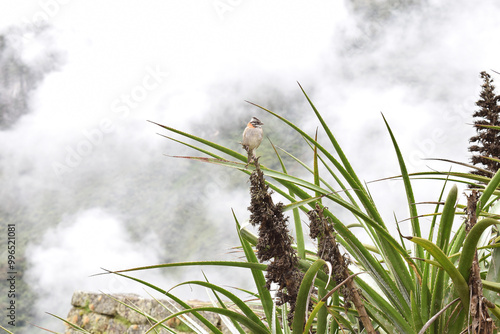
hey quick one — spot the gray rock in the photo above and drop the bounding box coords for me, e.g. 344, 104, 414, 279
65, 291, 245, 333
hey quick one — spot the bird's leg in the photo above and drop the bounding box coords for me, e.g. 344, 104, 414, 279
245, 150, 255, 168
242, 144, 258, 168
242, 145, 251, 168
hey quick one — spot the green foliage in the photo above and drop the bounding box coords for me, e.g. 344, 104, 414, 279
52, 84, 500, 333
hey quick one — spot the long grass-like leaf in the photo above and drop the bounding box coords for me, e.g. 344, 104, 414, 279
149, 120, 246, 161
436, 185, 458, 255
411, 290, 424, 332
94, 261, 267, 276
473, 124, 500, 131
147, 307, 269, 334
46, 313, 92, 333
447, 223, 466, 264
409, 170, 490, 186
0, 326, 14, 334
355, 277, 413, 333
158, 134, 226, 160
477, 169, 500, 215
483, 280, 500, 294
170, 280, 266, 329
382, 113, 422, 256
429, 262, 447, 334
420, 178, 449, 328
405, 236, 469, 308
292, 259, 326, 334
458, 218, 500, 281
488, 304, 500, 322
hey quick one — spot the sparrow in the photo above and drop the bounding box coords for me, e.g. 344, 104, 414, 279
242, 116, 264, 164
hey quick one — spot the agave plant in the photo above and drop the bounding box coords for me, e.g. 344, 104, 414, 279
48, 83, 500, 334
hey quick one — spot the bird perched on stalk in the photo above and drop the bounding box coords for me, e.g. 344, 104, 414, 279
242, 116, 263, 165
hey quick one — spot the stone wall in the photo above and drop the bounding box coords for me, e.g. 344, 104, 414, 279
65, 291, 230, 333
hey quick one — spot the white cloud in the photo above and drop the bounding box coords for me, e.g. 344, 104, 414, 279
25, 208, 166, 331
